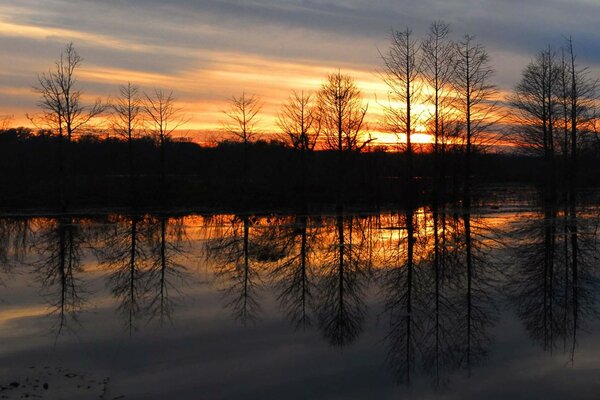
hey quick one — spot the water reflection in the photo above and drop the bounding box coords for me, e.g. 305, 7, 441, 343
2, 194, 600, 398
32, 217, 86, 335
508, 199, 600, 363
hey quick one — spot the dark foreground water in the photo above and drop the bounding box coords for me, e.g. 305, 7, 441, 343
1, 197, 600, 399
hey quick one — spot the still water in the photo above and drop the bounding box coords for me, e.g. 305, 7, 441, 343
1, 197, 599, 399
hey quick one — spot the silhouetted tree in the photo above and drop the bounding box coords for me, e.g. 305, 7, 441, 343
278, 90, 320, 151
564, 37, 598, 198
318, 71, 370, 153
223, 93, 262, 145
112, 82, 143, 207
28, 43, 104, 209
509, 47, 561, 193
380, 27, 423, 181
453, 35, 498, 199
144, 89, 184, 203
278, 90, 321, 196
421, 21, 456, 191
317, 72, 369, 201
29, 43, 104, 142
222, 93, 262, 198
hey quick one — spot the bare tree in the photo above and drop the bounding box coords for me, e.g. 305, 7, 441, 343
278, 90, 320, 151
28, 43, 104, 209
0, 115, 12, 131
453, 35, 499, 198
222, 92, 262, 145
421, 21, 456, 187
379, 27, 423, 179
509, 47, 561, 192
29, 43, 104, 142
278, 90, 321, 194
143, 89, 184, 197
112, 82, 143, 205
564, 37, 598, 196
318, 71, 370, 153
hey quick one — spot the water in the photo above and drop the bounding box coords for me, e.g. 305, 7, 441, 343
1, 197, 599, 399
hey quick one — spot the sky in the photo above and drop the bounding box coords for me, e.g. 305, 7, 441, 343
1, 0, 600, 144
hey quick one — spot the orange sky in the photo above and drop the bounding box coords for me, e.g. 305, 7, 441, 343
2, 0, 596, 149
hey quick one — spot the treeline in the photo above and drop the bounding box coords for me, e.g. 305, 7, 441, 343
3, 126, 599, 210
1, 22, 599, 210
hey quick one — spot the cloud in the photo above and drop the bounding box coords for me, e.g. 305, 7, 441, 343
1, 0, 600, 132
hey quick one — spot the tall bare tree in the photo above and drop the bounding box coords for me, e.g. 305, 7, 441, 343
222, 93, 262, 198
222, 92, 262, 146
28, 43, 104, 209
509, 47, 561, 192
380, 27, 423, 180
112, 82, 143, 204
29, 43, 104, 142
143, 89, 184, 198
317, 71, 369, 201
318, 71, 369, 153
564, 37, 598, 196
421, 21, 456, 187
278, 90, 321, 194
278, 90, 320, 151
453, 35, 499, 199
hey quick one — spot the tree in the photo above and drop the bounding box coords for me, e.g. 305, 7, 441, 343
453, 35, 499, 199
317, 71, 369, 153
222, 92, 262, 146
317, 71, 369, 202
278, 90, 320, 151
278, 90, 321, 195
379, 27, 423, 180
564, 37, 598, 196
143, 88, 184, 196
28, 43, 104, 209
509, 47, 561, 192
112, 82, 143, 205
421, 21, 456, 187
29, 43, 103, 142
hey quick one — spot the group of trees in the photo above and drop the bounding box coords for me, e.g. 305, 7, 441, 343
26, 43, 186, 208
509, 39, 598, 198
1, 21, 598, 210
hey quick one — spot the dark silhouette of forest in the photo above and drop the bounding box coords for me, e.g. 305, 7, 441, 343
2, 126, 597, 210
0, 23, 599, 212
